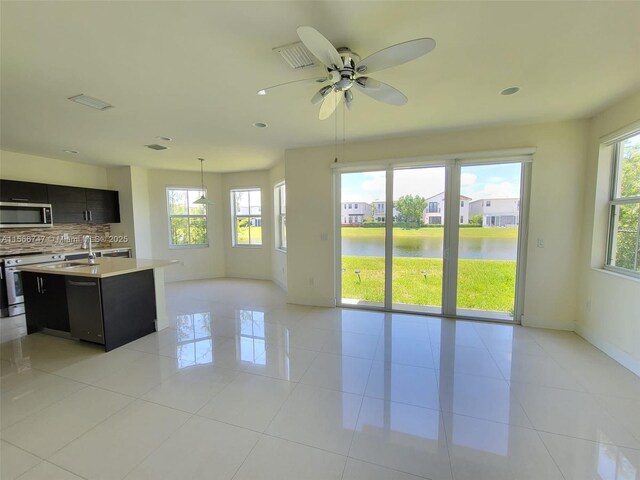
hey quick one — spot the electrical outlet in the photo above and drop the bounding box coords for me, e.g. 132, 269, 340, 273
320, 233, 328, 241
309, 277, 314, 286
586, 299, 591, 312
537, 238, 545, 248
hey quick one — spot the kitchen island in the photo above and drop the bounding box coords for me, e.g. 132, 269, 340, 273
19, 257, 176, 351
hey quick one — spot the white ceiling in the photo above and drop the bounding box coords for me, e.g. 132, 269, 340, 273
1, 1, 639, 173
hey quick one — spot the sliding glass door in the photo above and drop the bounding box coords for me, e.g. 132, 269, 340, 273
456, 163, 523, 320
336, 157, 529, 323
391, 167, 445, 314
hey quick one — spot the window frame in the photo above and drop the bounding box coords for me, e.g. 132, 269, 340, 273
166, 186, 209, 249
274, 182, 287, 252
605, 133, 640, 279
231, 187, 263, 247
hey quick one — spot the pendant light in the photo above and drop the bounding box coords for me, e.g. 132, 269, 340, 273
193, 158, 214, 205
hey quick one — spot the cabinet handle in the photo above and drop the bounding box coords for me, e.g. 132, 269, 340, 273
11, 197, 29, 202
68, 280, 97, 287
36, 277, 42, 293
89, 211, 93, 221
83, 211, 87, 221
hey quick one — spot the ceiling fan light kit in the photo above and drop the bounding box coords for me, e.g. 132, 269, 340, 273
258, 26, 436, 119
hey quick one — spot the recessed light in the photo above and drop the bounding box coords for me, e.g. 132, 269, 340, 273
68, 94, 114, 110
156, 136, 172, 142
253, 122, 268, 128
63, 149, 79, 154
500, 86, 520, 96
257, 90, 267, 96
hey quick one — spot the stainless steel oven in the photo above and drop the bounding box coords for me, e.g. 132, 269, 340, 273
0, 202, 53, 228
2, 253, 65, 317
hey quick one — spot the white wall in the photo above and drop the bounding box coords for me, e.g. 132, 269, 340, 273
270, 160, 287, 291
147, 168, 225, 282
106, 166, 136, 252
0, 150, 108, 188
285, 119, 589, 328
577, 89, 640, 375
222, 170, 272, 280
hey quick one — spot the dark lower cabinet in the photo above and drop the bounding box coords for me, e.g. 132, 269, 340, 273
22, 272, 70, 334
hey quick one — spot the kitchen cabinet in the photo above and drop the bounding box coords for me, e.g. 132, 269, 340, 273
0, 180, 48, 203
47, 185, 120, 224
85, 188, 120, 223
22, 272, 70, 334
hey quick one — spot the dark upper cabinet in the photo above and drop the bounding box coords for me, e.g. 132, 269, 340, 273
47, 185, 120, 224
86, 188, 120, 224
47, 185, 88, 224
0, 180, 48, 203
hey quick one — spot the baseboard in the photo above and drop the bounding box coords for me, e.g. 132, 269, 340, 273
225, 272, 272, 281
286, 294, 336, 308
576, 327, 640, 377
521, 314, 575, 331
272, 277, 287, 292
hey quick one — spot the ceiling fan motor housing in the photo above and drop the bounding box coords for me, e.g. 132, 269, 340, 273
331, 48, 359, 92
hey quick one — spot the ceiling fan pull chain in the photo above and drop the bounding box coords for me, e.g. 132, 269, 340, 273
334, 103, 338, 163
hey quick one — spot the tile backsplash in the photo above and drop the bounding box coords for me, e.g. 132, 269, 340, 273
0, 224, 113, 256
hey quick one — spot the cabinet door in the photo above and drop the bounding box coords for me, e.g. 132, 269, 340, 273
47, 185, 87, 223
85, 189, 120, 224
0, 180, 48, 203
22, 272, 70, 333
40, 274, 70, 332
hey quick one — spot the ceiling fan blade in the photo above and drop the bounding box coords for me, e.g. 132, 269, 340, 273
257, 77, 327, 96
357, 38, 435, 74
355, 77, 407, 106
297, 26, 344, 69
344, 90, 353, 110
311, 85, 333, 105
319, 89, 342, 120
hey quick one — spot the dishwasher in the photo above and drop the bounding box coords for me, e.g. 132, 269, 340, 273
66, 277, 105, 344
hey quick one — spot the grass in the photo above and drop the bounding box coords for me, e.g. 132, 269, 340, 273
236, 226, 262, 244
341, 226, 518, 239
342, 256, 516, 313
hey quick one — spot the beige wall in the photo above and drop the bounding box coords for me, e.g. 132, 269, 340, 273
0, 150, 108, 188
270, 160, 287, 290
222, 170, 272, 280
576, 89, 640, 375
285, 119, 589, 328
147, 168, 225, 282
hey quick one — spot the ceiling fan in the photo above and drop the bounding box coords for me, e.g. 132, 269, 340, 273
257, 26, 436, 120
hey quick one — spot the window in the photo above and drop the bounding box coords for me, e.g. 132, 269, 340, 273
606, 132, 640, 276
486, 200, 492, 207
429, 202, 439, 213
231, 188, 262, 246
166, 188, 208, 247
461, 200, 465, 207
460, 216, 464, 223
429, 216, 442, 225
275, 182, 286, 251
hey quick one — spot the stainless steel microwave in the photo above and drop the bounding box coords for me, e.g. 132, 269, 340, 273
0, 202, 53, 228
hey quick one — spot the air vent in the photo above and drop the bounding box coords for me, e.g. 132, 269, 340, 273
145, 144, 168, 151
273, 41, 317, 70
68, 94, 114, 111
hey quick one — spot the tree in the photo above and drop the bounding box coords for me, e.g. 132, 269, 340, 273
395, 195, 427, 226
469, 214, 483, 226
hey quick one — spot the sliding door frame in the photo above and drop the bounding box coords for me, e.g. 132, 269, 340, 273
334, 148, 534, 324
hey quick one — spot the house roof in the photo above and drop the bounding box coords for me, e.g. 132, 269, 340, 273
424, 192, 473, 201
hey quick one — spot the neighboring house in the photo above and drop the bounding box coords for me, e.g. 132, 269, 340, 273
371, 201, 399, 222
469, 198, 520, 227
341, 202, 373, 225
421, 193, 472, 225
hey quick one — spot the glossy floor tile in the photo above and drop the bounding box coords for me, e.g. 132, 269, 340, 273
1, 278, 639, 480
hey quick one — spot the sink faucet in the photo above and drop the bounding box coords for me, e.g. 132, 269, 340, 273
83, 235, 97, 264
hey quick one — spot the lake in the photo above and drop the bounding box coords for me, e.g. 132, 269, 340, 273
342, 235, 517, 260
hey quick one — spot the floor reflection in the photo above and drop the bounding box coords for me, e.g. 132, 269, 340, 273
175, 312, 213, 368
238, 310, 266, 365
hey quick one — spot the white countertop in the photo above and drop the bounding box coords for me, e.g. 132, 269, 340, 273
18, 257, 177, 279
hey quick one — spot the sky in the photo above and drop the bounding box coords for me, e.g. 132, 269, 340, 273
341, 163, 522, 203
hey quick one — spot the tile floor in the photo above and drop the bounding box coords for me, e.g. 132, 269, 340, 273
1, 278, 639, 479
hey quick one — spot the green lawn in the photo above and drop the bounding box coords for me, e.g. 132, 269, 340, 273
341, 226, 518, 239
342, 256, 516, 313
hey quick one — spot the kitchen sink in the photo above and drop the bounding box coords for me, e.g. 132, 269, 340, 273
45, 261, 100, 269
